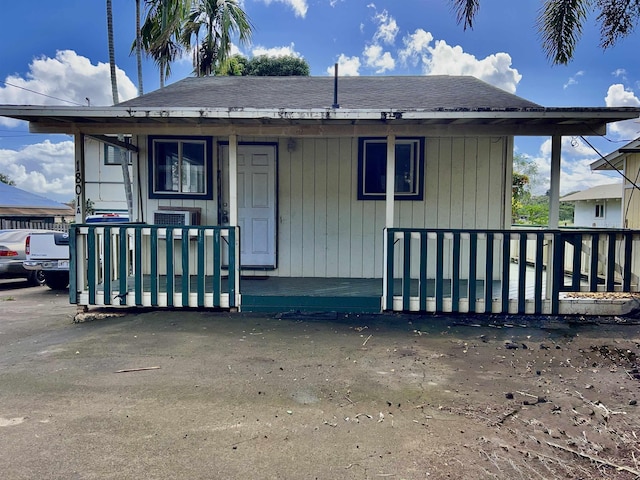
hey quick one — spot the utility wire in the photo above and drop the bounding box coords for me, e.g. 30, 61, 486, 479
579, 135, 640, 192
2, 81, 85, 106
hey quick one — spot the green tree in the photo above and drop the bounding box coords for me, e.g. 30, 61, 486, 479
0, 173, 15, 186
511, 154, 538, 223
244, 55, 310, 76
181, 0, 253, 77
215, 53, 249, 75
215, 54, 311, 76
451, 0, 640, 64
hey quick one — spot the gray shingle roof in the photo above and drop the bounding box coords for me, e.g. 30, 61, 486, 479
118, 75, 542, 111
560, 183, 622, 202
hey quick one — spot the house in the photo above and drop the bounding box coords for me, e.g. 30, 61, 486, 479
0, 181, 73, 228
560, 183, 622, 228
82, 136, 132, 215
591, 138, 640, 229
1, 75, 640, 316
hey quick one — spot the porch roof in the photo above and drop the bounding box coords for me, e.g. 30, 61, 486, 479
591, 137, 640, 171
1, 76, 639, 137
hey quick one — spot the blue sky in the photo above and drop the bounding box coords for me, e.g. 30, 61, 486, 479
1, 0, 639, 203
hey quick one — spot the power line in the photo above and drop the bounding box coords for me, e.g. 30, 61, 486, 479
2, 81, 85, 106
579, 135, 640, 192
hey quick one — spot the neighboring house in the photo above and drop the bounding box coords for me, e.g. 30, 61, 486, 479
1, 75, 640, 316
591, 138, 640, 229
560, 183, 622, 228
82, 136, 131, 215
0, 182, 73, 227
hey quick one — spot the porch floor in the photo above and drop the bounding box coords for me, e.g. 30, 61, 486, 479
105, 264, 560, 313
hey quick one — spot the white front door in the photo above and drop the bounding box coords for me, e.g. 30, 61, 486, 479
221, 144, 277, 268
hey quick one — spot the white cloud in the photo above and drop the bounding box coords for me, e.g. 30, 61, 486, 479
372, 10, 399, 45
363, 44, 395, 73
398, 29, 521, 93
604, 84, 640, 139
563, 70, 584, 89
251, 43, 301, 58
612, 68, 627, 78
0, 50, 137, 201
260, 0, 308, 17
0, 140, 75, 202
329, 54, 361, 76
529, 137, 620, 196
0, 50, 137, 127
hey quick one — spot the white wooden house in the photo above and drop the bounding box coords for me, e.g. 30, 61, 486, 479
1, 75, 640, 315
82, 136, 131, 215
560, 183, 622, 228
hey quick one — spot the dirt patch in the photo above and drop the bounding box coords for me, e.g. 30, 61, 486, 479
0, 284, 639, 479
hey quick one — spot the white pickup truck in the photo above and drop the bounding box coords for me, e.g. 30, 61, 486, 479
24, 214, 129, 290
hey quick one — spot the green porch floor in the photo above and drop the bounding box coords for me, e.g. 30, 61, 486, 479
105, 268, 545, 313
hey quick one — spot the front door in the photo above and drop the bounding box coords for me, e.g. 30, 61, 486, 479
221, 144, 277, 268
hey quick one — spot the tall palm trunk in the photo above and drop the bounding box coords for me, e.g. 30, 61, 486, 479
107, 0, 119, 104
106, 0, 134, 220
136, 0, 144, 96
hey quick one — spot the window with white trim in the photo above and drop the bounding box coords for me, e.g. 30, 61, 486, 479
104, 143, 132, 165
149, 137, 213, 199
595, 203, 605, 218
358, 137, 424, 200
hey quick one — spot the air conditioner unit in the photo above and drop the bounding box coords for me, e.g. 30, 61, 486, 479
154, 210, 194, 226
153, 210, 200, 238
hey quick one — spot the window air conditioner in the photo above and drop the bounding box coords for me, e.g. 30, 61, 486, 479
153, 210, 200, 238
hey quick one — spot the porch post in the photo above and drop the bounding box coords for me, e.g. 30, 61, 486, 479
385, 134, 396, 228
74, 133, 86, 222
549, 135, 561, 228
229, 134, 238, 226
73, 132, 87, 303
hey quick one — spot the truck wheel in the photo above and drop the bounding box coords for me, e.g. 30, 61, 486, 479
44, 272, 69, 290
27, 270, 46, 287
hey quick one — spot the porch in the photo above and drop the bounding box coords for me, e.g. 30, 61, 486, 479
70, 224, 640, 316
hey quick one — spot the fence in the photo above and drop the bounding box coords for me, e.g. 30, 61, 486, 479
70, 224, 240, 309
383, 228, 640, 315
1, 219, 70, 232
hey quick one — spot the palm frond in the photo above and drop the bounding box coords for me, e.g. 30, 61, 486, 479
537, 0, 591, 64
596, 0, 640, 48
450, 0, 480, 30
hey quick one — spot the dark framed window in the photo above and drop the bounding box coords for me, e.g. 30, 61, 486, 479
148, 136, 213, 200
595, 203, 605, 218
358, 137, 424, 200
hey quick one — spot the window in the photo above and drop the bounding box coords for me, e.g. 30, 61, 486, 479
104, 144, 132, 165
595, 203, 605, 218
149, 136, 213, 199
358, 137, 424, 200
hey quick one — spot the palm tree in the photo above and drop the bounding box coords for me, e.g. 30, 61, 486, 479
106, 0, 134, 219
107, 0, 119, 104
135, 0, 144, 95
181, 0, 253, 77
451, 0, 639, 65
139, 0, 191, 87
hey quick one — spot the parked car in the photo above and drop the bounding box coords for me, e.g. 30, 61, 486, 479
0, 229, 52, 286
24, 214, 130, 290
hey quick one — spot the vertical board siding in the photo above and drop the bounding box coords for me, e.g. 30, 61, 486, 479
274, 136, 507, 279
314, 139, 328, 277
138, 135, 507, 280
